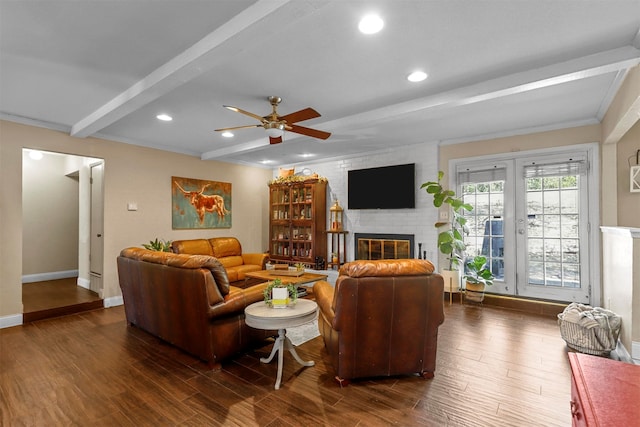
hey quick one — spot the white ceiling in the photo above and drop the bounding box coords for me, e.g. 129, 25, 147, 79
2, 0, 639, 168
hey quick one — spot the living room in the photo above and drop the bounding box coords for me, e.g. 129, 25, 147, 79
2, 1, 640, 425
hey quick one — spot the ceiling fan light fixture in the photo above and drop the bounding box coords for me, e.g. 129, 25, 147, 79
265, 122, 285, 138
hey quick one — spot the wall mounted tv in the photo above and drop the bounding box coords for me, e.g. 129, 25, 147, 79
348, 163, 415, 209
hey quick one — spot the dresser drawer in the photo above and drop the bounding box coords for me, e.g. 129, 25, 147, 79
569, 353, 640, 426
570, 368, 588, 427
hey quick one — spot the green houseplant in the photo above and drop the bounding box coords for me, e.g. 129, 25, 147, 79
142, 238, 172, 252
263, 278, 297, 307
421, 171, 473, 293
463, 255, 495, 302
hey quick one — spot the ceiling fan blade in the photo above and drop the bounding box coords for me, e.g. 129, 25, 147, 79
279, 107, 321, 124
269, 135, 283, 145
289, 124, 331, 140
223, 105, 267, 123
214, 124, 262, 132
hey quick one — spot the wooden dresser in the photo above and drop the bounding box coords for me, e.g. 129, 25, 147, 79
569, 352, 640, 426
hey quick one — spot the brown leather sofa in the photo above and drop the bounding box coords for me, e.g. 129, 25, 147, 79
171, 237, 268, 287
313, 259, 445, 385
117, 247, 275, 368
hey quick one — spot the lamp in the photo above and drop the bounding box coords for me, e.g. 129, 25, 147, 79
330, 200, 344, 231
265, 122, 285, 138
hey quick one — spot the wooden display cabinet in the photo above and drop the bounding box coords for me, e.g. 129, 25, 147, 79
269, 179, 327, 266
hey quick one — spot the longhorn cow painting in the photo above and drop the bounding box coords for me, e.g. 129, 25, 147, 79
172, 176, 231, 229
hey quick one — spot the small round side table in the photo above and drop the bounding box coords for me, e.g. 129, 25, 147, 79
244, 299, 318, 390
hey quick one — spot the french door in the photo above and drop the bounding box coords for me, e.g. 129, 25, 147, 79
454, 146, 596, 304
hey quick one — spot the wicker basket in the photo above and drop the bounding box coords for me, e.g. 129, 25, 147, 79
557, 312, 620, 356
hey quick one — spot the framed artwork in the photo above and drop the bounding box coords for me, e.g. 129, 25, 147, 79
172, 176, 232, 229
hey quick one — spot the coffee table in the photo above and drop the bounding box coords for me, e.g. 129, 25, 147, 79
244, 299, 318, 390
244, 270, 328, 287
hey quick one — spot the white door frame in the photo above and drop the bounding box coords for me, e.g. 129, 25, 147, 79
449, 142, 601, 305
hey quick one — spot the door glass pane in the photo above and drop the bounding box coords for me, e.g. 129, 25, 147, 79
525, 173, 581, 289
461, 176, 505, 281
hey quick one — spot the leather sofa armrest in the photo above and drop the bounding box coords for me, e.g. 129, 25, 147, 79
242, 253, 268, 269
313, 280, 336, 327
207, 283, 267, 319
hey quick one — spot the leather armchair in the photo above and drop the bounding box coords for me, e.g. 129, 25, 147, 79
313, 259, 444, 385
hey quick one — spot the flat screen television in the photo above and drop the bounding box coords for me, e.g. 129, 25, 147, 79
348, 163, 415, 209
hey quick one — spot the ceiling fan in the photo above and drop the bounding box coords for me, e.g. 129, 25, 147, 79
214, 96, 331, 144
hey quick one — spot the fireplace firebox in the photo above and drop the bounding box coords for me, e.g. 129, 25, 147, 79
354, 233, 415, 260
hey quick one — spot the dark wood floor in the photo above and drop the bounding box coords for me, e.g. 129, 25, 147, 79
22, 277, 103, 322
1, 302, 575, 426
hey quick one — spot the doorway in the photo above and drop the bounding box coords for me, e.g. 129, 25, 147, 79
22, 149, 104, 321
452, 144, 599, 304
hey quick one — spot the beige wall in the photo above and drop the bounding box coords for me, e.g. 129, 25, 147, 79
439, 124, 602, 168
0, 120, 272, 318
617, 121, 640, 228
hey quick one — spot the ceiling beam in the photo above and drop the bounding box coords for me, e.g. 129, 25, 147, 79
202, 46, 640, 160
71, 0, 298, 138
602, 64, 640, 144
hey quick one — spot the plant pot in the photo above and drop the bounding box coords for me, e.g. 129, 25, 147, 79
465, 281, 486, 302
441, 269, 461, 294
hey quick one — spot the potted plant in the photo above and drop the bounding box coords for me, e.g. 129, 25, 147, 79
421, 171, 472, 294
263, 278, 297, 308
463, 255, 495, 302
142, 238, 172, 252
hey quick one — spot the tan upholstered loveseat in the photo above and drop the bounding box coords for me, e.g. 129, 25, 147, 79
117, 247, 275, 368
313, 259, 445, 385
171, 237, 267, 287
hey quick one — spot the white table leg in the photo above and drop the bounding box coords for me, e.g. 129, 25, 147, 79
284, 335, 314, 367
259, 328, 314, 390
260, 329, 283, 364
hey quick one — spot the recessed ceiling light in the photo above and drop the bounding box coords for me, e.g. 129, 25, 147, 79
260, 160, 274, 164
358, 14, 384, 34
28, 150, 43, 160
221, 131, 234, 138
407, 71, 428, 82
299, 153, 315, 158
156, 114, 172, 121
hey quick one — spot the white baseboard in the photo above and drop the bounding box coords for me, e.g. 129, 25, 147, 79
22, 270, 78, 283
0, 314, 23, 329
77, 277, 90, 290
104, 296, 123, 308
